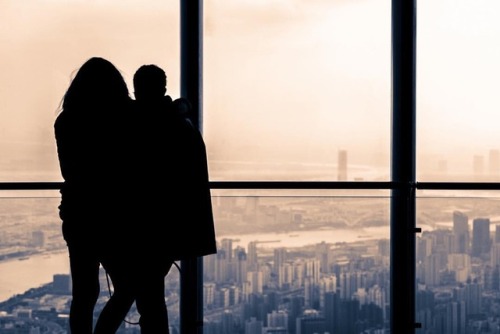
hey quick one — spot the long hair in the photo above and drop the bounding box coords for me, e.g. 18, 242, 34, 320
61, 57, 129, 113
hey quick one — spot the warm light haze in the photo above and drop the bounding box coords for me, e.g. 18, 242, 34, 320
0, 0, 499, 181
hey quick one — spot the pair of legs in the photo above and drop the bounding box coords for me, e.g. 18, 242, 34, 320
66, 241, 100, 334
95, 249, 173, 334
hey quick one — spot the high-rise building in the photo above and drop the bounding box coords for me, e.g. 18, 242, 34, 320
229, 286, 241, 305
338, 299, 360, 333
305, 259, 321, 285
52, 274, 71, 295
338, 149, 347, 181
454, 280, 483, 316
215, 248, 228, 283
247, 241, 259, 270
424, 253, 442, 286
495, 224, 500, 243
315, 241, 331, 273
287, 296, 304, 333
273, 248, 287, 274
447, 253, 471, 283
247, 271, 263, 294
221, 310, 234, 334
216, 287, 230, 308
245, 317, 263, 334
203, 282, 216, 307
296, 310, 326, 334
453, 211, 469, 254
324, 291, 340, 334
204, 253, 217, 282
446, 301, 466, 334
236, 248, 248, 284
267, 310, 288, 330
319, 276, 337, 309
471, 218, 491, 257
221, 238, 233, 262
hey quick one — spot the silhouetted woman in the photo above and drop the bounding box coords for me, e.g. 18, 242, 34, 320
54, 57, 133, 333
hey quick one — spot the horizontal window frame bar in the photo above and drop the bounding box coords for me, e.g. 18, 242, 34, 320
416, 182, 500, 190
0, 181, 499, 190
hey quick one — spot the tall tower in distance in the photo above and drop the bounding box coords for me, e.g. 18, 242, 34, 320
453, 211, 469, 254
338, 149, 347, 181
472, 218, 491, 258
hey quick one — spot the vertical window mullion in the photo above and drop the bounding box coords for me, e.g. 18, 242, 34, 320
180, 0, 204, 333
391, 0, 417, 333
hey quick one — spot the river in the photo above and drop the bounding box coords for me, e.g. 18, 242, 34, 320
0, 226, 389, 303
0, 250, 70, 302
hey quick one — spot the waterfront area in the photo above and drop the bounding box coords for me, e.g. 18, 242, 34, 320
3, 195, 500, 332
0, 250, 69, 302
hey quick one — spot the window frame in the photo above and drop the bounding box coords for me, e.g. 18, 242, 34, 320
4, 1, 500, 333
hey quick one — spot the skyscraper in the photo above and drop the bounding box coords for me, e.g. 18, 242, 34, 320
338, 149, 347, 181
247, 271, 263, 294
315, 241, 331, 273
452, 211, 469, 254
296, 310, 326, 334
273, 248, 287, 274
236, 248, 248, 284
247, 241, 259, 270
446, 301, 466, 334
245, 317, 263, 334
221, 238, 233, 262
324, 291, 341, 334
267, 310, 288, 330
471, 218, 491, 257
495, 224, 500, 243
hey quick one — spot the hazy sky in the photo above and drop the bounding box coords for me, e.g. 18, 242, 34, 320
1, 0, 499, 180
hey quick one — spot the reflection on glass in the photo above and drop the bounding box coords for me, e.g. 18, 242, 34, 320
416, 192, 500, 333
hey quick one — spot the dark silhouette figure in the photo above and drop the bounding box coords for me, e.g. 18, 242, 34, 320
127, 64, 217, 333
54, 57, 132, 334
90, 64, 217, 333
133, 64, 216, 261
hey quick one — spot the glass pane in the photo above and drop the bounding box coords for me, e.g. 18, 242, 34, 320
204, 1, 391, 181
416, 190, 500, 332
0, 0, 180, 181
205, 190, 391, 333
417, 0, 500, 182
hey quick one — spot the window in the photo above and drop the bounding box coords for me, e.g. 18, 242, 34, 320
204, 0, 391, 182
0, 0, 180, 182
5, 0, 493, 333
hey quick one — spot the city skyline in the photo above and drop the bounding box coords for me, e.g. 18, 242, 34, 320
3, 195, 500, 332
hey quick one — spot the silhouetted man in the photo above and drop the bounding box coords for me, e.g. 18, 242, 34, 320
130, 64, 216, 333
